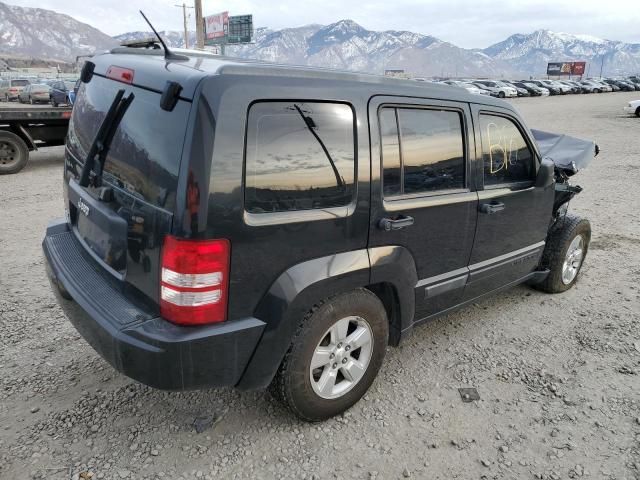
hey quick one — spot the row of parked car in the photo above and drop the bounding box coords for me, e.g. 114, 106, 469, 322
434, 76, 640, 98
0, 78, 79, 106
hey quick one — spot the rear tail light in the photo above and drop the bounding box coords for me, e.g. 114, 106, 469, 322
160, 236, 230, 326
106, 65, 135, 84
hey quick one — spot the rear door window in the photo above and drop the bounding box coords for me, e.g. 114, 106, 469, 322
380, 106, 466, 197
244, 101, 356, 213
479, 113, 535, 187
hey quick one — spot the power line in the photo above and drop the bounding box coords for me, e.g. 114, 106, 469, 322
174, 3, 194, 49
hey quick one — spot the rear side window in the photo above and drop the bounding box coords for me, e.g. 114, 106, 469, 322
479, 114, 535, 186
244, 101, 355, 213
380, 107, 465, 197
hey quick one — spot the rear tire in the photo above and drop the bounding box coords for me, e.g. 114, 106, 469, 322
270, 289, 388, 421
635, 107, 640, 118
533, 214, 591, 294
51, 97, 58, 107
0, 131, 29, 174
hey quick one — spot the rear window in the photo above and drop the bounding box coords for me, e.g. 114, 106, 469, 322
244, 101, 356, 213
66, 75, 191, 209
11, 80, 29, 87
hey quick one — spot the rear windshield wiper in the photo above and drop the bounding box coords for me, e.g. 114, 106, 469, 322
79, 89, 135, 188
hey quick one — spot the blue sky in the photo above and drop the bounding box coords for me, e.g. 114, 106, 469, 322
8, 0, 640, 48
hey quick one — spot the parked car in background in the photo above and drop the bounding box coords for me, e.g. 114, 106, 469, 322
0, 78, 31, 101
603, 79, 634, 92
473, 80, 517, 98
623, 99, 640, 117
579, 81, 603, 93
441, 80, 489, 96
557, 80, 582, 94
527, 80, 562, 95
511, 81, 549, 96
68, 79, 81, 105
543, 80, 572, 94
18, 84, 51, 104
501, 81, 530, 97
49, 80, 76, 107
589, 79, 615, 92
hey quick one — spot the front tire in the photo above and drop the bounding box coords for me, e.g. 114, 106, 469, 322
498, 91, 505, 98
533, 214, 591, 293
635, 107, 640, 118
271, 289, 388, 421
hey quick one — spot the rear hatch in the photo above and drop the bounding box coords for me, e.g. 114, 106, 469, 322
64, 65, 194, 306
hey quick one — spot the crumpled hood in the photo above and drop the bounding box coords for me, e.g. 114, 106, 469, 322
531, 129, 598, 176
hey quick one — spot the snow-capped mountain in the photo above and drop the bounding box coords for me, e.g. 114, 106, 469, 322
484, 29, 640, 76
0, 1, 117, 61
116, 20, 515, 77
2, 0, 639, 77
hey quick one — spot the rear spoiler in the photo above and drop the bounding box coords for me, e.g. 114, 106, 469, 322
531, 129, 599, 176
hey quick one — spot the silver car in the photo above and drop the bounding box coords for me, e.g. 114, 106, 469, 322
18, 84, 51, 104
0, 78, 31, 101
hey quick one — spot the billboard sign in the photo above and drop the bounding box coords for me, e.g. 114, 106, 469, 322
227, 15, 253, 44
204, 11, 228, 40
547, 61, 587, 76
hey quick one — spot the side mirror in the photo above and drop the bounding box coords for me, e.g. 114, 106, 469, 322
535, 158, 555, 189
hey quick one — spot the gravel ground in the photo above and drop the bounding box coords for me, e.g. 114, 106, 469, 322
1, 92, 639, 480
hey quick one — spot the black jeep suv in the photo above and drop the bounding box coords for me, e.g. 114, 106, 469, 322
43, 46, 593, 421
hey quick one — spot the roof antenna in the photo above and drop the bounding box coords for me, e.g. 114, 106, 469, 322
139, 10, 188, 61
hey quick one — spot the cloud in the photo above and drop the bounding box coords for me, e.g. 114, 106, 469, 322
6, 0, 640, 47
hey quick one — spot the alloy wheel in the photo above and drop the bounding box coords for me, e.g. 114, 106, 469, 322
309, 316, 373, 400
562, 235, 584, 285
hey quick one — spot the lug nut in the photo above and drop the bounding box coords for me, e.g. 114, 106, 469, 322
337, 343, 343, 348
332, 363, 338, 369
345, 345, 351, 351
342, 358, 348, 364
330, 353, 335, 359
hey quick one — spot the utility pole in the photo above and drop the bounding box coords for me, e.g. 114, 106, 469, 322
174, 3, 193, 49
194, 0, 204, 50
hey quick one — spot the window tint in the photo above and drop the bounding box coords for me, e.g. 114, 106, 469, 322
245, 101, 355, 213
11, 80, 29, 87
380, 107, 465, 197
479, 114, 535, 186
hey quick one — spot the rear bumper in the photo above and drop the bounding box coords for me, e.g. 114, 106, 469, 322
43, 219, 266, 390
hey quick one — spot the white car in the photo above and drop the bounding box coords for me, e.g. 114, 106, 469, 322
473, 80, 518, 98
441, 80, 489, 95
623, 100, 640, 117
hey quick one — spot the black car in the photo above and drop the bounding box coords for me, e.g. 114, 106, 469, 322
604, 79, 634, 92
526, 80, 562, 95
511, 81, 544, 96
43, 46, 594, 421
49, 80, 76, 106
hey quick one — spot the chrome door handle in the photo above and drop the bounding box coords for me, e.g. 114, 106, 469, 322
378, 215, 415, 231
479, 202, 505, 214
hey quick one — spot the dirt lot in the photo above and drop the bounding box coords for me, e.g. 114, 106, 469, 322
1, 92, 639, 480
